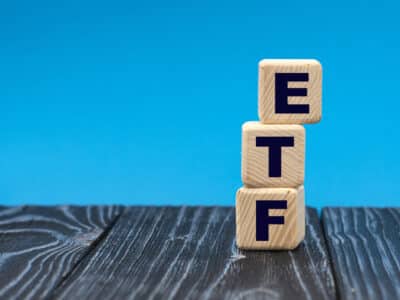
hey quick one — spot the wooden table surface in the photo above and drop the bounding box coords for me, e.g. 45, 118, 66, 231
0, 206, 399, 300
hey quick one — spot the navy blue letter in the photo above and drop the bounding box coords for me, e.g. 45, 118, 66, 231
256, 137, 294, 177
256, 200, 287, 241
275, 73, 309, 114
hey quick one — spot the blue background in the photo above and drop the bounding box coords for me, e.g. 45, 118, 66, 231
1, 0, 399, 208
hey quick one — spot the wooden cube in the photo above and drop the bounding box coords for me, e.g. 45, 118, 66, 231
236, 186, 305, 250
258, 59, 322, 124
242, 121, 304, 188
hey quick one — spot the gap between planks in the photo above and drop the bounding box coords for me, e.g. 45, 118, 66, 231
51, 207, 126, 294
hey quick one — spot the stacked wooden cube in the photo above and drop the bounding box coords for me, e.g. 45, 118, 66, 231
236, 59, 322, 250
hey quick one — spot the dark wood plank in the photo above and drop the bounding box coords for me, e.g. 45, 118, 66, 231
0, 205, 122, 299
52, 206, 336, 300
322, 207, 400, 300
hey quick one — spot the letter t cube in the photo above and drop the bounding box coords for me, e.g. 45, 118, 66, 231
242, 121, 305, 188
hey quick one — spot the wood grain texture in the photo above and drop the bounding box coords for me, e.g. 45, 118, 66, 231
242, 121, 305, 188
258, 59, 322, 124
0, 205, 122, 299
52, 207, 336, 300
322, 207, 400, 300
236, 186, 305, 250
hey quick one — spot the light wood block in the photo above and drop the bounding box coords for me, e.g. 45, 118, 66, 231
242, 121, 304, 188
258, 59, 322, 124
236, 186, 305, 250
